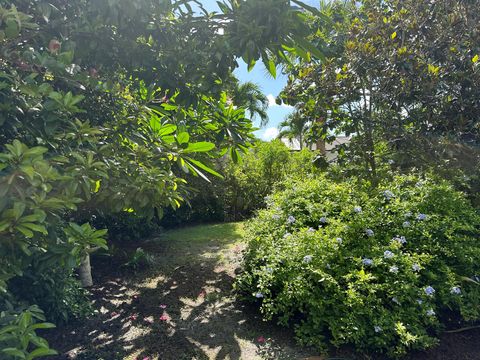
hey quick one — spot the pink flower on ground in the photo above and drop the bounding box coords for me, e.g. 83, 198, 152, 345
257, 336, 266, 343
110, 311, 119, 317
198, 290, 207, 298
159, 304, 167, 309
159, 314, 169, 321
132, 295, 139, 300
129, 314, 138, 321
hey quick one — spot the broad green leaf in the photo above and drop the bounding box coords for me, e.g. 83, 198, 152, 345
183, 142, 215, 153
177, 132, 190, 144
186, 158, 224, 179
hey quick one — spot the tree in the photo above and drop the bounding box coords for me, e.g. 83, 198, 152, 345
229, 81, 269, 126
0, 1, 328, 357
278, 111, 311, 149
282, 0, 480, 187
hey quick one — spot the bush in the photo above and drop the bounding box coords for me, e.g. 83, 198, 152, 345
236, 175, 480, 356
8, 268, 92, 325
160, 140, 321, 226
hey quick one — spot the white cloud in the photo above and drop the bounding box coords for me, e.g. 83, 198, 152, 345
266, 94, 293, 109
262, 127, 279, 141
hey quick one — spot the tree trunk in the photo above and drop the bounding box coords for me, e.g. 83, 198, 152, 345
79, 254, 93, 287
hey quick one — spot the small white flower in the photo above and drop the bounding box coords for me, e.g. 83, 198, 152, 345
307, 227, 315, 233
389, 265, 399, 274
374, 325, 382, 333
336, 237, 343, 244
365, 229, 374, 237
392, 236, 407, 245
354, 206, 362, 213
384, 250, 395, 259
426, 309, 435, 317
402, 221, 411, 228
412, 263, 421, 272
272, 214, 280, 220
405, 211, 413, 218
255, 292, 264, 298
417, 299, 423, 305
287, 215, 296, 224
450, 286, 461, 295
392, 297, 400, 305
383, 190, 395, 200
319, 217, 328, 224
303, 255, 313, 264
283, 232, 292, 238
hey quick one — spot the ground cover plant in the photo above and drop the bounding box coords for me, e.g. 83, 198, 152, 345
237, 174, 480, 357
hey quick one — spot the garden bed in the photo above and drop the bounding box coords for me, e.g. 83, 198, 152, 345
45, 223, 480, 360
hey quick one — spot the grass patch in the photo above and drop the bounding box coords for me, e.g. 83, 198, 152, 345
156, 222, 245, 246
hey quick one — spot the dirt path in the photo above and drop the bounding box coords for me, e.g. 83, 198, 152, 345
46, 223, 316, 360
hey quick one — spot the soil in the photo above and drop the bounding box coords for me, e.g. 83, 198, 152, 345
45, 223, 480, 360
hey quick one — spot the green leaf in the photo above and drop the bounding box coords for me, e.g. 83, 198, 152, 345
177, 132, 190, 144
186, 158, 224, 179
262, 53, 276, 78
2, 348, 26, 359
26, 348, 58, 360
16, 225, 34, 238
183, 142, 215, 153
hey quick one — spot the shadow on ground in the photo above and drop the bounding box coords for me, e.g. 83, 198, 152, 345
46, 223, 313, 360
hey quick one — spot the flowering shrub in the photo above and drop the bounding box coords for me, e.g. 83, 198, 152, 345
236, 175, 480, 356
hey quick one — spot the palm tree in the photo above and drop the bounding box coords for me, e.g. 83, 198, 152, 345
277, 111, 311, 150
229, 81, 269, 126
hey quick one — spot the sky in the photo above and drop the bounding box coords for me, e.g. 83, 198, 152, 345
198, 0, 321, 141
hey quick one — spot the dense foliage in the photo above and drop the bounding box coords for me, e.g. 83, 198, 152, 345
160, 140, 321, 226
0, 1, 325, 357
237, 175, 480, 356
281, 0, 480, 193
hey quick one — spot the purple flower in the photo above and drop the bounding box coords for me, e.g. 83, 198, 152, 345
255, 292, 264, 298
424, 286, 435, 296
450, 286, 461, 295
389, 265, 399, 273
374, 325, 382, 333
417, 213, 427, 221
319, 217, 328, 224
307, 227, 315, 233
384, 250, 395, 259
354, 206, 362, 213
426, 309, 435, 317
362, 258, 373, 266
412, 263, 421, 272
402, 221, 411, 228
365, 229, 374, 237
303, 255, 313, 263
287, 216, 296, 224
